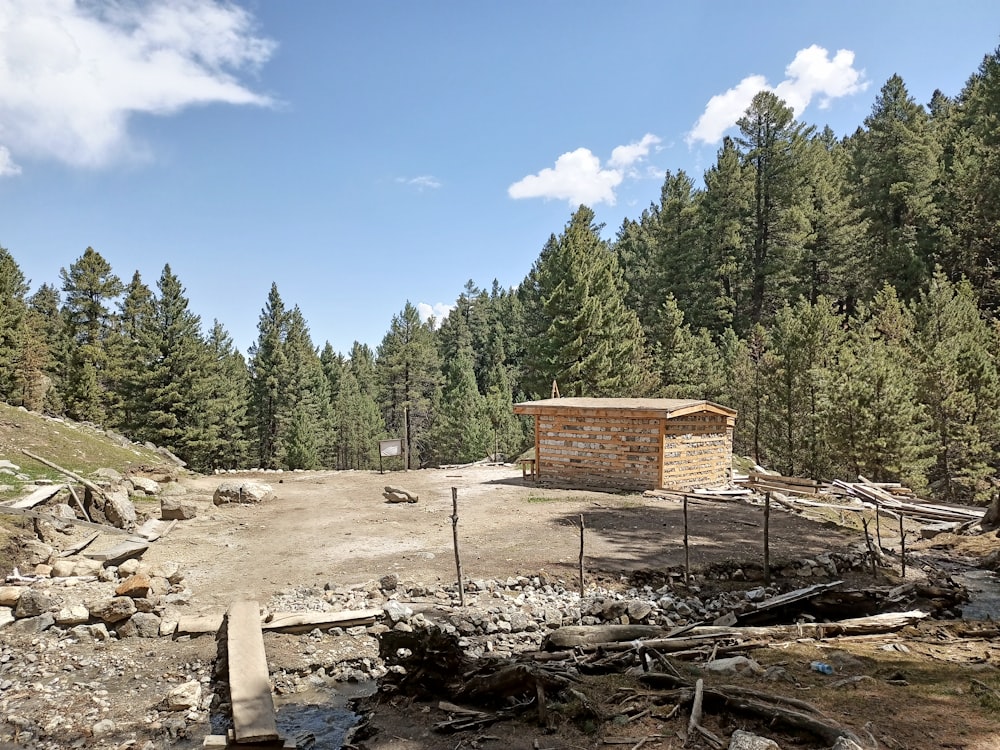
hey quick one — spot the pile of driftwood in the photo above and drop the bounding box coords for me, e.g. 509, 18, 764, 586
366, 605, 940, 747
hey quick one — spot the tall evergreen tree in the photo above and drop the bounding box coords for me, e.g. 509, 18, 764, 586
201, 321, 251, 470
59, 247, 123, 423
376, 302, 441, 468
25, 284, 66, 413
736, 92, 813, 327
520, 206, 654, 397
248, 283, 290, 469
282, 307, 332, 470
431, 312, 491, 463
0, 248, 29, 404
114, 272, 156, 436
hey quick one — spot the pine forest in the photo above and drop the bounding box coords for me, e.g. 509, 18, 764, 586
5, 50, 1000, 505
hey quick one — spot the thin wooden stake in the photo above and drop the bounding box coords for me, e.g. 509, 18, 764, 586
451, 487, 465, 607
899, 514, 906, 578
874, 497, 882, 549
578, 513, 585, 599
763, 491, 771, 585
65, 484, 91, 523
861, 516, 877, 578
683, 495, 690, 585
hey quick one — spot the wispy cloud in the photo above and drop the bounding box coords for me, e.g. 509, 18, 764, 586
508, 133, 661, 207
687, 45, 867, 145
396, 175, 442, 190
0, 147, 22, 177
0, 0, 276, 175
417, 302, 452, 328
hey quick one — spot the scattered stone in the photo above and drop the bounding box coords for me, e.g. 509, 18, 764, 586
0, 607, 14, 629
14, 588, 53, 618
728, 730, 781, 750
383, 601, 413, 624
379, 573, 399, 592
89, 596, 137, 623
117, 612, 161, 638
55, 604, 90, 626
91, 718, 116, 738
72, 558, 104, 577
50, 559, 77, 578
93, 468, 124, 484
131, 476, 161, 495
22, 539, 54, 566
626, 600, 653, 621
164, 680, 202, 711
0, 586, 23, 607
116, 573, 152, 599
213, 481, 274, 505
8, 613, 55, 634
103, 486, 138, 530
160, 496, 197, 520
831, 738, 865, 750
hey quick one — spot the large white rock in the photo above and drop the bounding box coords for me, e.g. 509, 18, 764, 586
213, 481, 274, 505
103, 487, 137, 530
131, 477, 161, 495
165, 680, 202, 711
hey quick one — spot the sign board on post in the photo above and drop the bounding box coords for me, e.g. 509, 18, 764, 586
378, 439, 403, 474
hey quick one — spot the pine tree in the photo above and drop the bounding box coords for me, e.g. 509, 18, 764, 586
0, 247, 29, 404
334, 370, 385, 469
736, 92, 814, 327
431, 312, 491, 464
26, 284, 66, 413
201, 321, 251, 470
520, 206, 654, 397
376, 302, 441, 468
114, 272, 156, 436
911, 272, 1000, 502
248, 283, 290, 468
282, 307, 332, 470
848, 75, 941, 299
59, 247, 124, 423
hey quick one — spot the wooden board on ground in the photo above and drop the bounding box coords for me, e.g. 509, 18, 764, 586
133, 518, 178, 542
3, 484, 65, 509
175, 612, 225, 636
262, 607, 382, 633
59, 531, 101, 557
227, 600, 282, 745
83, 539, 149, 565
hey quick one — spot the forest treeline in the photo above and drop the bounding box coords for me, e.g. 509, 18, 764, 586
3, 48, 1000, 503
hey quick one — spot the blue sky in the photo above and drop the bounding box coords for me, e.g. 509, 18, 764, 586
2, 1, 999, 355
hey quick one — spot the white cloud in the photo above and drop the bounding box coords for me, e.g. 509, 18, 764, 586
687, 46, 867, 145
508, 134, 660, 207
417, 302, 453, 328
0, 0, 276, 172
396, 175, 442, 190
0, 147, 22, 177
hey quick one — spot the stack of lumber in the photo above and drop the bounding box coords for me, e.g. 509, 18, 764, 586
744, 472, 826, 497
831, 478, 984, 524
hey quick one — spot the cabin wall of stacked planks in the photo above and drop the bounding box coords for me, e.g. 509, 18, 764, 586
512, 397, 737, 492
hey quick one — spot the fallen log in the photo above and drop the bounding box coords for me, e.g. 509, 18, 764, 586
176, 608, 382, 637
21, 450, 108, 501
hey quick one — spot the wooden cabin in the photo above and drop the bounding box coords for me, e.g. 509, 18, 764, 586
513, 397, 737, 492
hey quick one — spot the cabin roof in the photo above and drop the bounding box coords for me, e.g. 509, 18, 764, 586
512, 397, 736, 419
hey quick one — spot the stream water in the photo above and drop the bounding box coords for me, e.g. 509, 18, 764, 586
956, 569, 1000, 621
273, 681, 375, 748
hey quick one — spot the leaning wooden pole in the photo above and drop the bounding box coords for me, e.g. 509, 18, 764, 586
22, 449, 107, 503
861, 515, 878, 578
65, 484, 92, 523
451, 487, 465, 607
683, 495, 690, 584
899, 514, 907, 578
578, 514, 586, 599
764, 492, 771, 584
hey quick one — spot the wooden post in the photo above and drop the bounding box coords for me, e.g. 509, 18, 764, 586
65, 484, 92, 523
763, 492, 771, 585
403, 406, 410, 470
874, 497, 882, 549
861, 515, 877, 578
578, 514, 585, 599
683, 495, 690, 585
899, 513, 906, 578
451, 487, 465, 607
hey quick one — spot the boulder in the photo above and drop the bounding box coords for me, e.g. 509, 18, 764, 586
72, 558, 103, 577
0, 607, 14, 629
626, 600, 653, 622
116, 573, 152, 599
89, 596, 137, 623
50, 559, 77, 578
130, 477, 160, 495
728, 730, 781, 750
117, 612, 161, 638
160, 496, 197, 520
213, 481, 274, 505
55, 605, 90, 626
164, 680, 202, 711
103, 487, 137, 530
22, 540, 54, 566
14, 589, 53, 618
93, 468, 124, 484
7, 613, 54, 634
0, 586, 23, 607
147, 560, 183, 584
70, 623, 111, 641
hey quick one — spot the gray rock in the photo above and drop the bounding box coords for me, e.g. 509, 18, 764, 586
131, 477, 160, 495
728, 730, 781, 749
831, 738, 864, 750
71, 623, 112, 641
383, 600, 413, 624
213, 481, 274, 505
626, 600, 653, 621
89, 596, 137, 623
0, 607, 14, 629
14, 589, 53, 618
160, 496, 197, 519
72, 558, 104, 577
164, 680, 201, 711
55, 605, 90, 626
22, 539, 54, 566
91, 719, 116, 738
49, 559, 77, 578
117, 612, 161, 638
93, 468, 124, 483
104, 486, 137, 530
379, 573, 399, 591
8, 613, 55, 634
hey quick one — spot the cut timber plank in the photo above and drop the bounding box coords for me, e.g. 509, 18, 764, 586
59, 531, 101, 557
83, 539, 149, 565
4, 484, 65, 509
227, 601, 281, 745
177, 612, 225, 636
262, 608, 381, 634
133, 518, 177, 542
